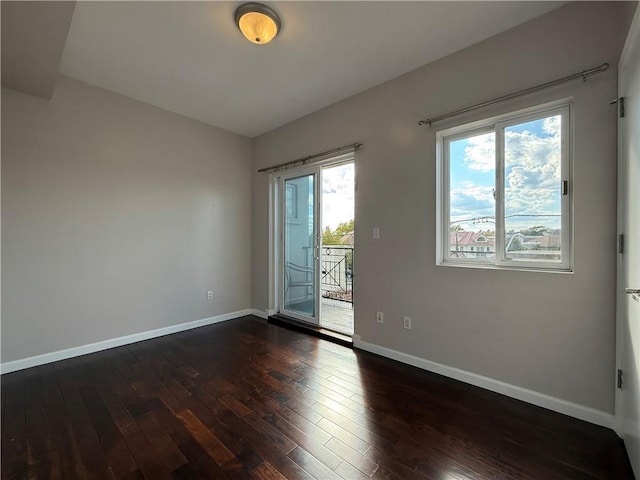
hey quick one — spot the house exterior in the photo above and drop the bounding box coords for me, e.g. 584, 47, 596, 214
449, 230, 562, 261
449, 231, 494, 258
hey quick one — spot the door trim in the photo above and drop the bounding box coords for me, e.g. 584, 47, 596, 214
615, 4, 640, 438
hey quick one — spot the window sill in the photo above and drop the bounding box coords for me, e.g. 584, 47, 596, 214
437, 261, 573, 274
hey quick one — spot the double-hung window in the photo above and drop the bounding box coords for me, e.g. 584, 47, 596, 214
437, 102, 572, 271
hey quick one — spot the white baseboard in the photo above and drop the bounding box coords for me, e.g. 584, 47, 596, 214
1, 309, 252, 375
251, 309, 269, 319
353, 335, 614, 429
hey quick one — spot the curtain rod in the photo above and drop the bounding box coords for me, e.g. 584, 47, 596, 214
258, 142, 362, 173
418, 62, 609, 128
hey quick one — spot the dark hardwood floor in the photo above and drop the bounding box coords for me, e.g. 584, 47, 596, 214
1, 315, 634, 479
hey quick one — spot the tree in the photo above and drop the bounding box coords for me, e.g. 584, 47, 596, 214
334, 219, 354, 237
508, 236, 524, 251
322, 226, 338, 245
521, 225, 547, 236
322, 220, 354, 245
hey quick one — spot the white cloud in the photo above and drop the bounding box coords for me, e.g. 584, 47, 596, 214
450, 115, 561, 229
503, 115, 561, 225
322, 163, 354, 229
462, 132, 495, 172
450, 184, 494, 223
457, 115, 562, 230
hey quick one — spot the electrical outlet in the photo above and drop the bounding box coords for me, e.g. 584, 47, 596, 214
403, 316, 412, 330
372, 227, 380, 239
376, 311, 384, 324
207, 290, 214, 300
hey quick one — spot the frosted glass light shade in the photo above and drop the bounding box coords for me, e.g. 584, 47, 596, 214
234, 3, 281, 45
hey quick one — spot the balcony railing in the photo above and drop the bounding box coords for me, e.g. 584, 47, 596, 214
321, 245, 353, 305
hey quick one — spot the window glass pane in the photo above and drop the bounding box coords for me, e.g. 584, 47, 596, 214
284, 174, 316, 316
503, 114, 562, 262
448, 132, 495, 260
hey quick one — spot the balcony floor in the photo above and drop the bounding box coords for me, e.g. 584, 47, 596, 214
321, 298, 353, 335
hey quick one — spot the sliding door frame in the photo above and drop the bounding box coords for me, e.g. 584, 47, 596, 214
268, 153, 354, 324
278, 167, 321, 325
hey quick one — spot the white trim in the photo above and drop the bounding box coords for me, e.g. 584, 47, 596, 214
268, 174, 278, 318
251, 308, 269, 319
1, 309, 252, 374
353, 335, 613, 429
615, 3, 640, 440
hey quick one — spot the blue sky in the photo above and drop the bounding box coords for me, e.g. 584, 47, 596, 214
450, 115, 562, 232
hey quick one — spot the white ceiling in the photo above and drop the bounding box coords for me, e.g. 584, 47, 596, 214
59, 1, 564, 138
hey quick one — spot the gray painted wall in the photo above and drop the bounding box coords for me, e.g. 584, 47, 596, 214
2, 75, 253, 363
251, 2, 635, 413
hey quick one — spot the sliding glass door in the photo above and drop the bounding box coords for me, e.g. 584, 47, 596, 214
281, 171, 320, 324
275, 157, 355, 334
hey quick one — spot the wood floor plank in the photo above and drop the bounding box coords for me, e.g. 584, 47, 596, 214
219, 393, 253, 417
177, 438, 231, 480
83, 360, 139, 478
170, 463, 206, 480
210, 421, 266, 471
287, 446, 343, 480
39, 364, 90, 479
175, 409, 236, 466
122, 430, 172, 480
251, 461, 288, 480
324, 437, 379, 477
1, 316, 633, 480
247, 394, 342, 471
240, 412, 298, 455
254, 393, 327, 440
316, 417, 371, 454
24, 368, 52, 479
398, 436, 498, 480
368, 444, 447, 480
137, 412, 188, 472
310, 401, 396, 451
54, 361, 116, 479
214, 404, 314, 480
2, 371, 27, 480
335, 460, 372, 480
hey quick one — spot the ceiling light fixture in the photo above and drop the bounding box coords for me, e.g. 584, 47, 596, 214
234, 2, 281, 45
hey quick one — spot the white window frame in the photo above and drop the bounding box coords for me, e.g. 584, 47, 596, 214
436, 100, 573, 272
